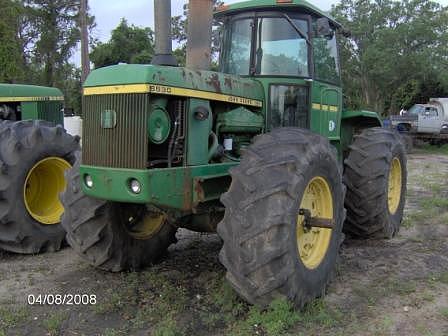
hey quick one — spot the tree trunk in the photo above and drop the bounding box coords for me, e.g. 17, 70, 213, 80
80, 0, 90, 82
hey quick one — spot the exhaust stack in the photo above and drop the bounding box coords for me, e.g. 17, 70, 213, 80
186, 0, 213, 70
152, 0, 177, 66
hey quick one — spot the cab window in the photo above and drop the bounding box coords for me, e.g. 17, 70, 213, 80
221, 19, 253, 75
270, 85, 309, 128
313, 22, 340, 84
255, 17, 309, 76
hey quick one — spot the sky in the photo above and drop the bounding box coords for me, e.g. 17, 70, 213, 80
88, 0, 335, 43
72, 0, 448, 65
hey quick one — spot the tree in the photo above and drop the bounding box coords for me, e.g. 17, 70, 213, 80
80, 0, 90, 82
90, 19, 154, 68
0, 0, 94, 113
332, 0, 448, 115
171, 1, 224, 68
23, 0, 82, 87
0, 0, 25, 82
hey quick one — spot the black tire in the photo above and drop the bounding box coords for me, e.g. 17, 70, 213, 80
0, 120, 79, 253
217, 128, 345, 307
343, 127, 407, 238
60, 152, 177, 272
400, 134, 414, 153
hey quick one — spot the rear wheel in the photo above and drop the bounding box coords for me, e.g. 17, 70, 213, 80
0, 120, 79, 253
60, 152, 177, 271
343, 127, 407, 238
218, 128, 345, 307
399, 134, 413, 153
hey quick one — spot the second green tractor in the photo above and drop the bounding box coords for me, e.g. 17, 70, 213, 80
61, 0, 407, 307
0, 84, 79, 253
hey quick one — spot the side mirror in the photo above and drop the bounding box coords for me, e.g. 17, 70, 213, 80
316, 18, 333, 39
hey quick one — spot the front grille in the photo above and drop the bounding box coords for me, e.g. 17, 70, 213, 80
83, 93, 149, 169
37, 101, 63, 126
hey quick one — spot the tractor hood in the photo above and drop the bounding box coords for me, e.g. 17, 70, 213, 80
83, 64, 264, 108
0, 84, 63, 102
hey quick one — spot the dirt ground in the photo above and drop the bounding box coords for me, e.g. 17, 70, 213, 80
0, 149, 447, 336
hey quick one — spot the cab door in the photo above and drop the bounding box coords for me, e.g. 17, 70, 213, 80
310, 20, 342, 139
418, 106, 442, 134
311, 83, 341, 139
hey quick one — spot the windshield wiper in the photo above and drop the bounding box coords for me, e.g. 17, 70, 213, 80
281, 13, 311, 46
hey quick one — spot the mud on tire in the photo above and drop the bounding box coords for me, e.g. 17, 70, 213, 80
0, 120, 79, 253
343, 127, 407, 238
217, 128, 345, 307
60, 152, 177, 272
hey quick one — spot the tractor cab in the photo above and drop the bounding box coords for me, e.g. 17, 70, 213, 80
216, 0, 342, 135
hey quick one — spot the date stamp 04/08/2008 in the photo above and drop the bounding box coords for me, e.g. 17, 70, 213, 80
27, 294, 97, 306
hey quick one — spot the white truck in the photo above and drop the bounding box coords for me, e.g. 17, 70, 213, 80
391, 98, 448, 146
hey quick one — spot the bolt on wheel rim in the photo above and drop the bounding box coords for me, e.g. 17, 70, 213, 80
24, 157, 71, 225
125, 211, 166, 240
296, 176, 333, 269
388, 157, 402, 214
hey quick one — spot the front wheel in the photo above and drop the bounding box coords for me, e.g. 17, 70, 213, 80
217, 128, 345, 307
60, 152, 177, 271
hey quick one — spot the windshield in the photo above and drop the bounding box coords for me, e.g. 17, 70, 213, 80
408, 104, 438, 116
255, 17, 309, 76
220, 15, 310, 77
408, 105, 425, 115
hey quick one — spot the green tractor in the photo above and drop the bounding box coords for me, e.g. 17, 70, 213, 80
0, 84, 79, 254
61, 0, 407, 307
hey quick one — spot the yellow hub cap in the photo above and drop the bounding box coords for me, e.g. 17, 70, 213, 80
388, 157, 402, 214
24, 157, 71, 225
296, 176, 333, 269
126, 212, 166, 240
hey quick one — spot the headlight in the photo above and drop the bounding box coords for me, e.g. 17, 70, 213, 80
84, 174, 93, 188
130, 179, 141, 194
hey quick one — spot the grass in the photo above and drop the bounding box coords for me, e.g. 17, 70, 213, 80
41, 311, 67, 336
92, 271, 145, 314
226, 298, 345, 336
209, 279, 246, 324
421, 291, 435, 302
198, 278, 344, 335
92, 270, 189, 334
299, 299, 343, 328
437, 271, 448, 284
421, 197, 448, 211
404, 164, 448, 229
415, 143, 448, 155
103, 329, 125, 336
387, 279, 417, 296
229, 299, 300, 336
0, 306, 29, 330
439, 307, 448, 319
152, 318, 183, 336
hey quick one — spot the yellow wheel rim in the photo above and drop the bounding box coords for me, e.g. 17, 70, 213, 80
126, 212, 166, 240
24, 157, 71, 225
296, 176, 333, 269
388, 157, 402, 214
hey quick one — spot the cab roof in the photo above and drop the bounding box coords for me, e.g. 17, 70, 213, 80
215, 0, 341, 27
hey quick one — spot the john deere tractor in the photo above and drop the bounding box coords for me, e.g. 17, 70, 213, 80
61, 0, 407, 307
0, 84, 79, 254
